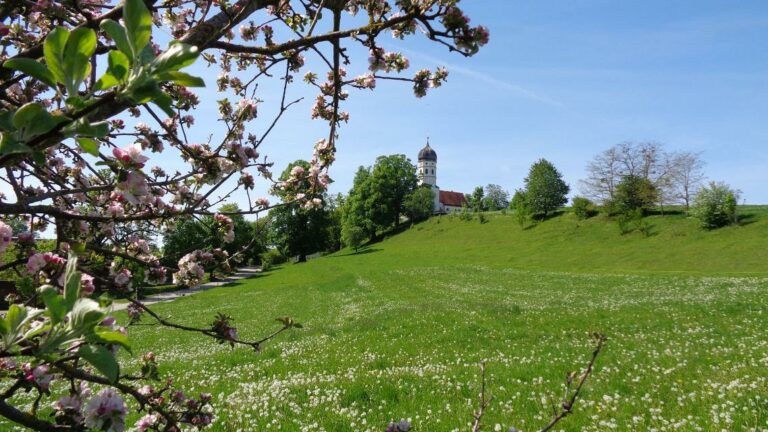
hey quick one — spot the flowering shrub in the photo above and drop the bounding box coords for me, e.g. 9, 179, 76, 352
0, 0, 489, 429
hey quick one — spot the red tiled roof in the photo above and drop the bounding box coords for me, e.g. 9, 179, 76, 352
439, 190, 467, 207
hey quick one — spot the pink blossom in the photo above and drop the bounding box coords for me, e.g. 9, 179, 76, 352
52, 394, 83, 420
0, 221, 12, 253
237, 98, 258, 120
81, 273, 95, 296
116, 171, 150, 205
113, 268, 132, 290
84, 389, 126, 432
24, 363, 53, 391
26, 252, 64, 274
135, 413, 160, 431
112, 143, 149, 168
107, 202, 125, 218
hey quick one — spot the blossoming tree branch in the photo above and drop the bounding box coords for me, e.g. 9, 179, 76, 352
0, 0, 489, 430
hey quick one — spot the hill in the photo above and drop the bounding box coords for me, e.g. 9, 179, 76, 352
64, 206, 768, 431
368, 205, 768, 275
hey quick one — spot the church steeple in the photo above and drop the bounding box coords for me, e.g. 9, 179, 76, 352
417, 138, 437, 186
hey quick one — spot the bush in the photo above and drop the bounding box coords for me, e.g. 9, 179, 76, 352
571, 197, 596, 220
613, 175, 658, 215
341, 224, 367, 252
616, 209, 642, 235
459, 205, 473, 221
691, 181, 739, 229
260, 249, 287, 271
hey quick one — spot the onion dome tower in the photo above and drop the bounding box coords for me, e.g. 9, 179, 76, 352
417, 139, 437, 187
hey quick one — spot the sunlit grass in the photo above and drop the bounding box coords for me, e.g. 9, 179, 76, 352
4, 207, 767, 431
121, 208, 768, 431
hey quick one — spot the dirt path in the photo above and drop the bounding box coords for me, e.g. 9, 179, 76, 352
111, 267, 261, 311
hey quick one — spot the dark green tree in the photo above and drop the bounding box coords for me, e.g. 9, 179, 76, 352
368, 154, 418, 227
341, 224, 366, 252
404, 186, 435, 223
342, 166, 377, 240
325, 194, 345, 252
466, 186, 485, 211
343, 155, 418, 240
482, 184, 510, 211
161, 217, 208, 267
270, 160, 332, 262
612, 175, 658, 215
523, 159, 570, 217
510, 189, 532, 228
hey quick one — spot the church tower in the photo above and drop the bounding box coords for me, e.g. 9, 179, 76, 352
417, 140, 437, 186
417, 140, 441, 214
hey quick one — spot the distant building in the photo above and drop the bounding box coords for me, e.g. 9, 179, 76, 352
417, 141, 467, 214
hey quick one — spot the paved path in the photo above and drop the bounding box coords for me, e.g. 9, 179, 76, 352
111, 267, 261, 311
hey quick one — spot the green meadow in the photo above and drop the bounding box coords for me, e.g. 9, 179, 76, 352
12, 208, 768, 431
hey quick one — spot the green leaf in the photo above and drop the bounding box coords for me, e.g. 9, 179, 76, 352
129, 80, 176, 117
151, 91, 175, 117
78, 344, 120, 383
154, 71, 205, 87
3, 58, 57, 88
44, 27, 69, 87
12, 103, 47, 129
92, 327, 131, 353
63, 27, 96, 94
124, 0, 153, 60
76, 137, 100, 156
74, 119, 110, 138
12, 102, 58, 138
39, 285, 67, 325
107, 50, 130, 81
138, 44, 156, 65
100, 20, 132, 60
0, 133, 33, 156
95, 50, 131, 91
63, 254, 81, 312
31, 151, 46, 165
95, 72, 120, 91
12, 107, 58, 139
0, 111, 13, 131
70, 298, 105, 331
5, 305, 27, 336
151, 42, 199, 72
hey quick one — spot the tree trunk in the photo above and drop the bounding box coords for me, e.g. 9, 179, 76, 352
297, 254, 307, 263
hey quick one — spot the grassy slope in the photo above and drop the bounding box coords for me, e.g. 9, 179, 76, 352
116, 207, 766, 431
376, 205, 768, 275
6, 208, 765, 431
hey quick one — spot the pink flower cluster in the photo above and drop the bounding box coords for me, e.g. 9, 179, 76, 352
354, 73, 376, 90
368, 48, 410, 73
110, 262, 133, 292
214, 213, 235, 243
26, 252, 65, 275
23, 363, 53, 391
112, 143, 149, 169
84, 388, 127, 432
0, 221, 12, 253
237, 98, 258, 120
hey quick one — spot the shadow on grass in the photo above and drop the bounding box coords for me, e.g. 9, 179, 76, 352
330, 247, 382, 258
737, 213, 758, 226
647, 209, 686, 216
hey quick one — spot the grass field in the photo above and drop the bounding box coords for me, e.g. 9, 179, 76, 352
6, 207, 768, 431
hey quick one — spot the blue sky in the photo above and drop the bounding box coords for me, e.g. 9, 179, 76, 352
153, 0, 768, 209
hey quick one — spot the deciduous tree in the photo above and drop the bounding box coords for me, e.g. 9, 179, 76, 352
523, 159, 569, 217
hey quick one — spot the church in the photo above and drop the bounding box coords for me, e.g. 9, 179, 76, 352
417, 141, 468, 214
